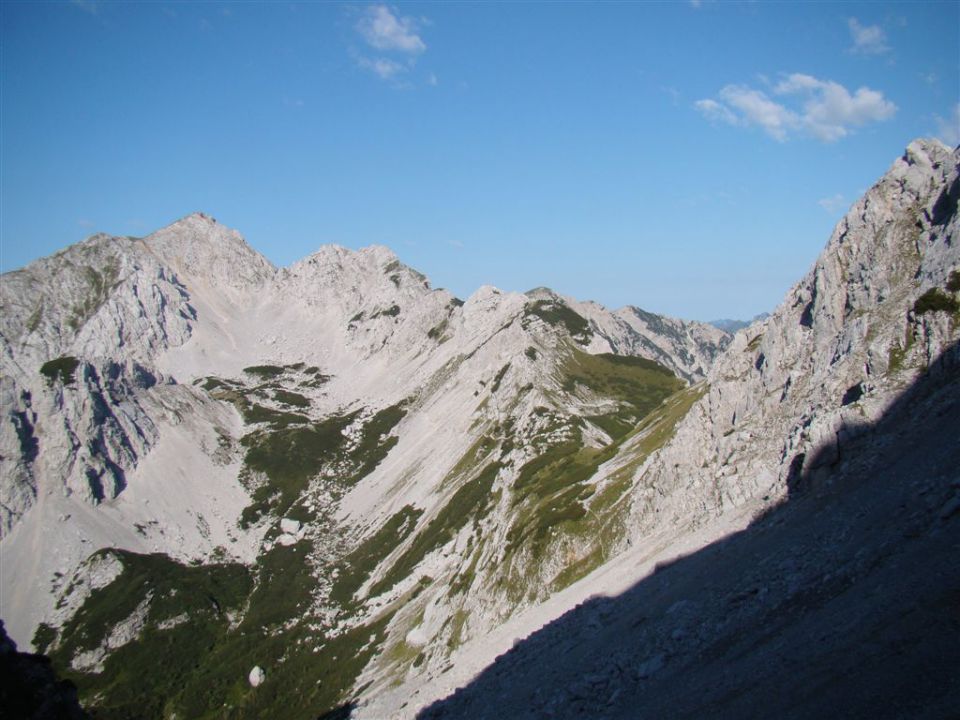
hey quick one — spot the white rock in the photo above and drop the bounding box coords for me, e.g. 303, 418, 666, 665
280, 518, 302, 535
248, 665, 265, 687
276, 533, 298, 547
405, 627, 429, 648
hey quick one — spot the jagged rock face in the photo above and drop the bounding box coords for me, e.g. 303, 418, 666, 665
0, 234, 195, 375
619, 139, 960, 543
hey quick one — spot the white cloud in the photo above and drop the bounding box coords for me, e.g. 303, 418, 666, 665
719, 85, 798, 141
695, 98, 740, 127
817, 194, 847, 214
848, 18, 889, 55
775, 73, 896, 141
357, 5, 426, 54
427, 73, 438, 87
358, 57, 407, 80
689, 0, 702, 8
696, 73, 896, 143
934, 103, 960, 147
773, 73, 820, 93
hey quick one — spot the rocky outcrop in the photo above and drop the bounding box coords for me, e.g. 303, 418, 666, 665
619, 139, 959, 546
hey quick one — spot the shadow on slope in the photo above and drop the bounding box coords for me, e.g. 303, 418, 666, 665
419, 341, 960, 720
0, 620, 88, 720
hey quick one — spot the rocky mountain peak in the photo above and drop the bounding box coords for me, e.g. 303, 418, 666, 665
143, 213, 275, 294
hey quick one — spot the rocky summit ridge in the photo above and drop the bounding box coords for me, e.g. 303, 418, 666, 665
0, 138, 957, 719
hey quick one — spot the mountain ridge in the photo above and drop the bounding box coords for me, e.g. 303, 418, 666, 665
0, 138, 957, 719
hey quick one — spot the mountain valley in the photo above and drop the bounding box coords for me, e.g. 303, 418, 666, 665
1, 139, 958, 719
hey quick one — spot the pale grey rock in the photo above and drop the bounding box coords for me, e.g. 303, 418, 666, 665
279, 518, 302, 535
621, 139, 960, 549
249, 665, 266, 687
276, 533, 298, 547
405, 627, 430, 648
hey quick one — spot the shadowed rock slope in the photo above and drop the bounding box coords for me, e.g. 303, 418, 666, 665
419, 340, 960, 719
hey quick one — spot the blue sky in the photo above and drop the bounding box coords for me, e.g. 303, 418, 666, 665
1, 1, 957, 320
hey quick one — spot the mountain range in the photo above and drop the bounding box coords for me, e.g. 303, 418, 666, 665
1, 138, 958, 719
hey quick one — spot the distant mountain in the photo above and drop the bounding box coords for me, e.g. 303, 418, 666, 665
707, 313, 770, 333
1, 140, 957, 719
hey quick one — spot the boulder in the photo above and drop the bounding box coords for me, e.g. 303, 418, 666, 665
248, 665, 265, 688
280, 518, 301, 534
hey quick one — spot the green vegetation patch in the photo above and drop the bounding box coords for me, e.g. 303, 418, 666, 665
51, 543, 397, 719
68, 262, 120, 332
546, 383, 708, 592
503, 377, 699, 596
440, 435, 499, 490
346, 402, 407, 484
428, 318, 450, 342
301, 372, 332, 388
604, 382, 707, 488
239, 401, 407, 526
490, 362, 511, 393
198, 376, 238, 392
40, 356, 81, 386
44, 549, 251, 719
329, 504, 424, 608
371, 462, 500, 597
241, 402, 310, 427
273, 388, 311, 408
524, 299, 592, 343
170, 541, 392, 719
371, 305, 401, 319
240, 415, 352, 525
26, 303, 43, 333
450, 542, 484, 597
446, 609, 469, 652
507, 429, 605, 553
946, 269, 960, 293
913, 287, 959, 315
562, 348, 683, 427
585, 413, 636, 442
243, 365, 285, 379
888, 322, 917, 376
